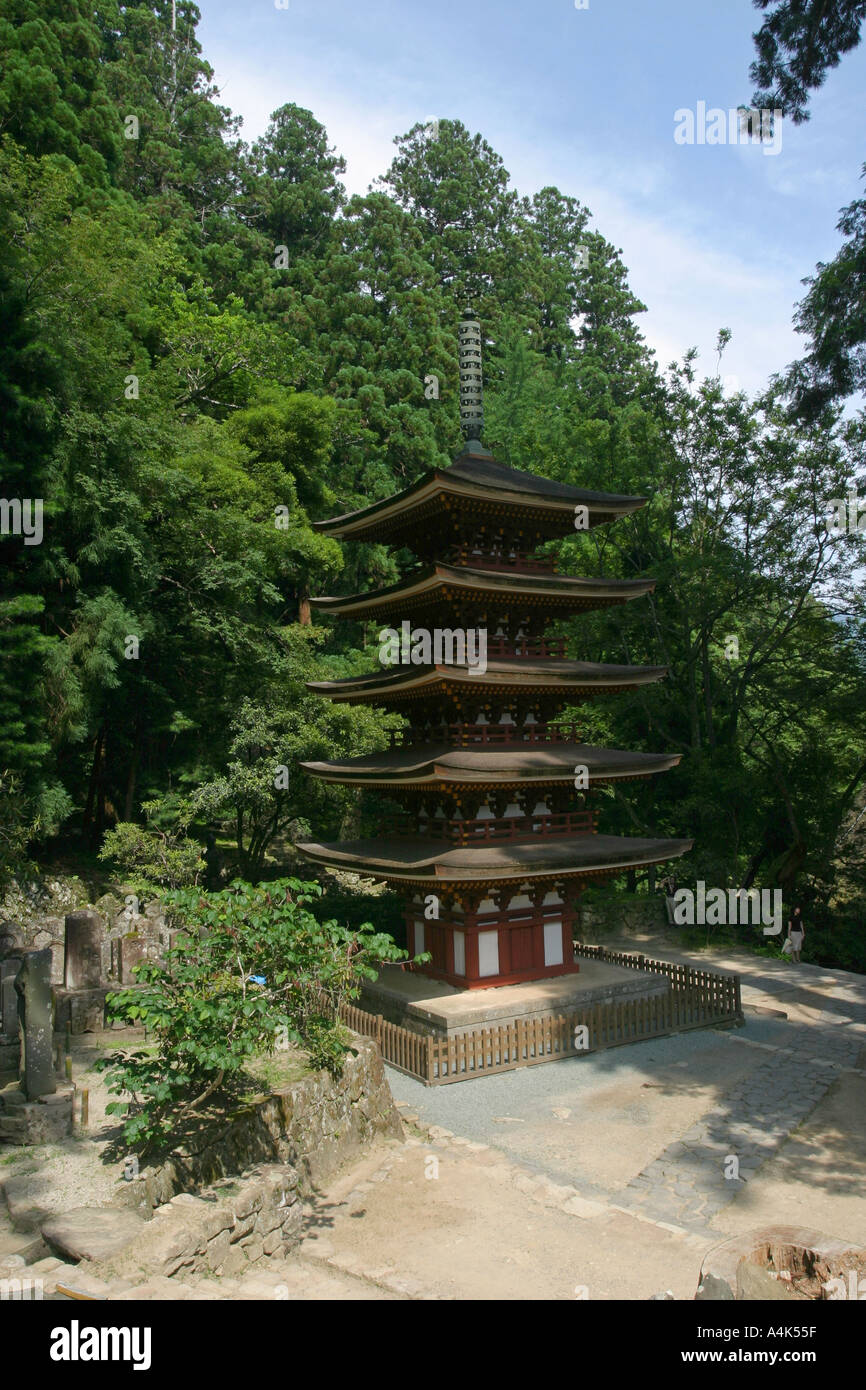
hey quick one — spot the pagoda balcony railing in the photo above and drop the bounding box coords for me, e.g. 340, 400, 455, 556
384, 810, 597, 844
387, 720, 582, 748
485, 636, 567, 659
447, 549, 557, 574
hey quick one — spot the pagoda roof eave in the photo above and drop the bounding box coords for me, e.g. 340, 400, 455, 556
299, 743, 682, 786
314, 451, 646, 541
306, 659, 668, 703
309, 564, 656, 620
296, 833, 693, 885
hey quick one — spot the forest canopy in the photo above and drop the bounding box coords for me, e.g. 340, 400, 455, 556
1, 0, 865, 968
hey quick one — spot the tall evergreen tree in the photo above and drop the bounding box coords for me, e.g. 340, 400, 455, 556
0, 0, 120, 185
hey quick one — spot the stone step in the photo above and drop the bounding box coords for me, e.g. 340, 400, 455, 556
2, 1174, 56, 1232
41, 1207, 147, 1264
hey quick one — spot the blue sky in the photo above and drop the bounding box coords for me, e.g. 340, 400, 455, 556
197, 0, 866, 394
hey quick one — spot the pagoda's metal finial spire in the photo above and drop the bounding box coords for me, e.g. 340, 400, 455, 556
458, 312, 484, 449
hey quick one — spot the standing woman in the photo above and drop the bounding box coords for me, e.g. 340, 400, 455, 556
787, 904, 805, 963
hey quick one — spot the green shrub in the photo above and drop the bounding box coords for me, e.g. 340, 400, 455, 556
98, 876, 408, 1155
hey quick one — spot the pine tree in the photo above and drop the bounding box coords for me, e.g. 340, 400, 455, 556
0, 0, 121, 185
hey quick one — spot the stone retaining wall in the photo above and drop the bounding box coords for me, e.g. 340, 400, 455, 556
117, 1035, 402, 1214
101, 1165, 305, 1283
5, 1036, 402, 1286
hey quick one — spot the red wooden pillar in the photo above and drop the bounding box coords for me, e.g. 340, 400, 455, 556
498, 924, 511, 978
465, 928, 480, 984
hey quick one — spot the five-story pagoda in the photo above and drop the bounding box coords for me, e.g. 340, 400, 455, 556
299, 318, 691, 990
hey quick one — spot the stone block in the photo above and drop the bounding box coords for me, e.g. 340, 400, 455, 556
255, 1207, 285, 1237
233, 1186, 264, 1221
0, 1082, 26, 1109
53, 1269, 112, 1299
220, 1246, 247, 1278
207, 1230, 231, 1272
15, 949, 55, 1099
229, 1214, 256, 1244
262, 1228, 283, 1257
562, 1195, 608, 1219
53, 988, 108, 1035
280, 1204, 304, 1249
42, 1207, 147, 1263
0, 1094, 72, 1145
26, 1256, 66, 1276
0, 1234, 47, 1264
38, 1085, 74, 1107
0, 958, 22, 1039
169, 1193, 207, 1212
3, 1173, 59, 1230
116, 933, 152, 985
64, 911, 103, 990
200, 1208, 233, 1241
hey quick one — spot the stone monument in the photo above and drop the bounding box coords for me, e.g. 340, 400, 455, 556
0, 948, 73, 1145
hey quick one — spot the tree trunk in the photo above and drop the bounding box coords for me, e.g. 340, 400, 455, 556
701, 632, 715, 748
123, 736, 140, 821
298, 586, 311, 626
685, 632, 701, 751
88, 724, 108, 852
741, 834, 771, 890
83, 723, 106, 841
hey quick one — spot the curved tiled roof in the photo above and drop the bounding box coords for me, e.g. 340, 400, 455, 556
310, 563, 655, 622
300, 742, 681, 786
307, 658, 668, 703
314, 449, 646, 545
297, 832, 693, 885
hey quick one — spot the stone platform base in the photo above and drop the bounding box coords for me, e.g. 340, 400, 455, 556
361, 956, 670, 1038
0, 1081, 74, 1145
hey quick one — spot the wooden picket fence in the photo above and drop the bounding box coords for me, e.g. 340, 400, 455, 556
340, 944, 742, 1086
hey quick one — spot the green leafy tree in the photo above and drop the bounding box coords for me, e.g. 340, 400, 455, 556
189, 654, 393, 877
784, 179, 866, 417
98, 0, 245, 261
98, 797, 205, 894
747, 1, 866, 416
98, 877, 407, 1153
749, 0, 866, 123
